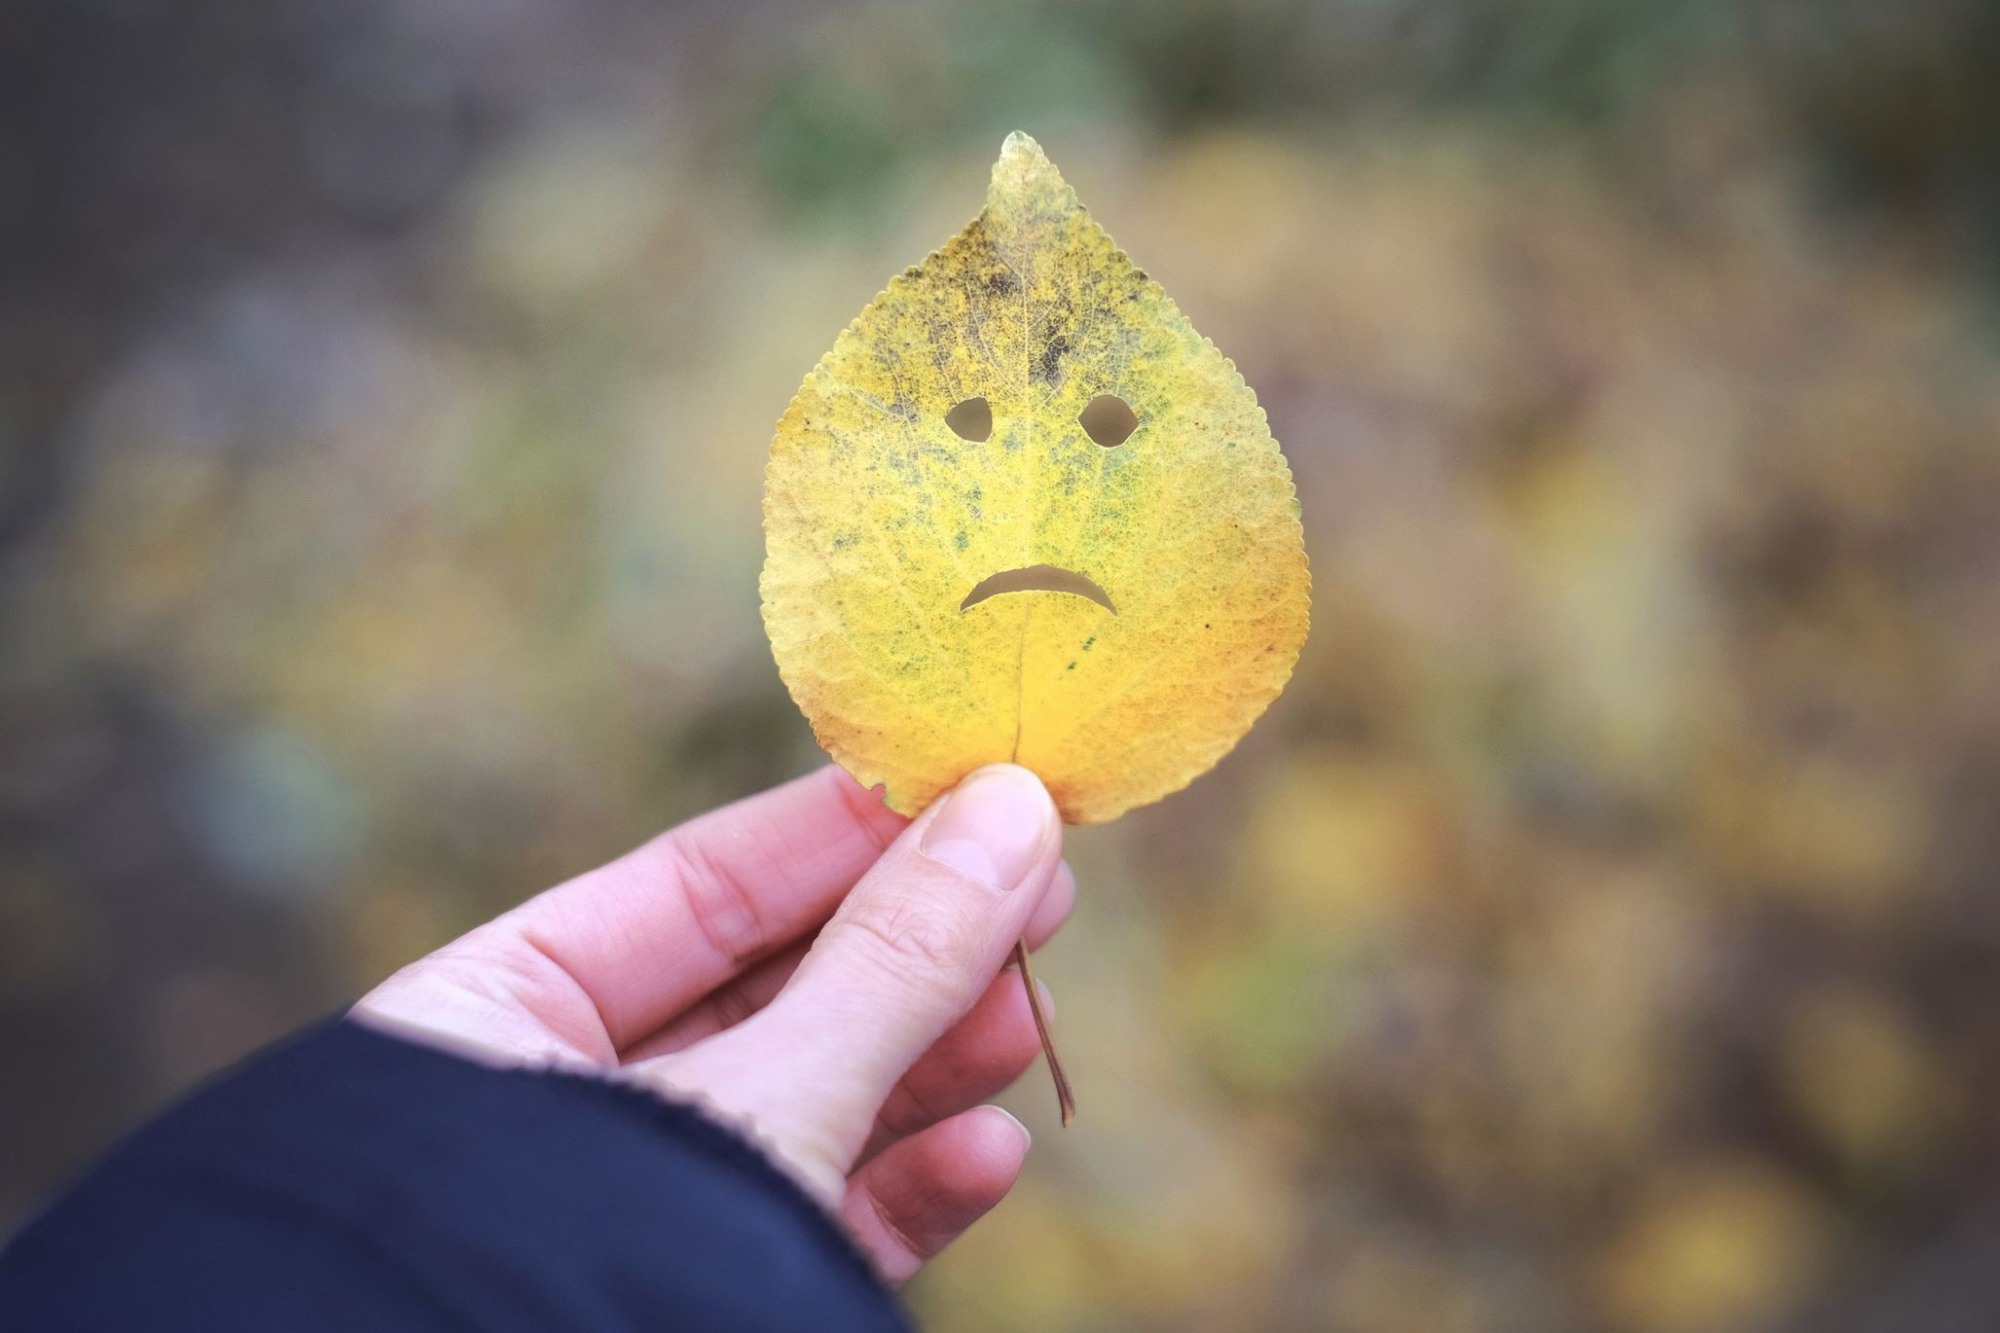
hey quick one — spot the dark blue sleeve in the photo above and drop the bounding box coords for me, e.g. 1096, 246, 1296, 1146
0, 1020, 911, 1333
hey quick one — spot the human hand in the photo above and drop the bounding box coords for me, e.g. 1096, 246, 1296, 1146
351, 763, 1072, 1285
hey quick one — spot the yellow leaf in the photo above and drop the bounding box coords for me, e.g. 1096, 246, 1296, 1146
761, 132, 1310, 821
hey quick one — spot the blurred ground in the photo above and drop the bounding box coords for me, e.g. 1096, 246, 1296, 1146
5, 2, 2000, 1330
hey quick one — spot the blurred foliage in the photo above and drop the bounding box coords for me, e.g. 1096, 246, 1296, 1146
6, 1, 2000, 1330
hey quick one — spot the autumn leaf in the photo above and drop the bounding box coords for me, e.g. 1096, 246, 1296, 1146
762, 131, 1309, 825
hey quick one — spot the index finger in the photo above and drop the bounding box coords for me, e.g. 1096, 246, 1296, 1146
495, 765, 909, 1049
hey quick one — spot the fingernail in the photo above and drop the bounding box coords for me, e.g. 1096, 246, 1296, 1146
990, 1105, 1032, 1149
920, 766, 1052, 892
1035, 978, 1056, 1018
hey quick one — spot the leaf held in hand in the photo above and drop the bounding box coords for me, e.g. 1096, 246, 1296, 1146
761, 132, 1310, 824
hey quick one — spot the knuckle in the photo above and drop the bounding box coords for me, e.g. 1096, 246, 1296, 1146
866, 1184, 932, 1268
876, 1072, 944, 1142
834, 884, 977, 986
707, 983, 756, 1031
662, 833, 766, 968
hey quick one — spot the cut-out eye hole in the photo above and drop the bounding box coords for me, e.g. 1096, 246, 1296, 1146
945, 396, 992, 442
1079, 393, 1138, 447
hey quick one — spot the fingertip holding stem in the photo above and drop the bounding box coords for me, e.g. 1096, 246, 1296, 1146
931, 764, 1077, 1127
925, 764, 1074, 1124
922, 763, 1076, 1129
918, 764, 1055, 891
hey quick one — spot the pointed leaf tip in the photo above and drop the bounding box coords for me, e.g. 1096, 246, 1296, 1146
986, 131, 1072, 227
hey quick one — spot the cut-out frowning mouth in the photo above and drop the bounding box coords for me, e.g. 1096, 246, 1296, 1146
960, 565, 1117, 615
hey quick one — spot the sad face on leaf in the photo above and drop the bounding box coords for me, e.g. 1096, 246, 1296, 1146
762, 133, 1309, 824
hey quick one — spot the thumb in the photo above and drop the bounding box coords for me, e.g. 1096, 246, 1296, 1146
638, 764, 1062, 1199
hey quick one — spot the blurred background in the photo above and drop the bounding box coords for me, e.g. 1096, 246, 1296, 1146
5, 1, 2000, 1329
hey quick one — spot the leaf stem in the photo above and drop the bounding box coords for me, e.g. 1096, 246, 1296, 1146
1012, 938, 1074, 1127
